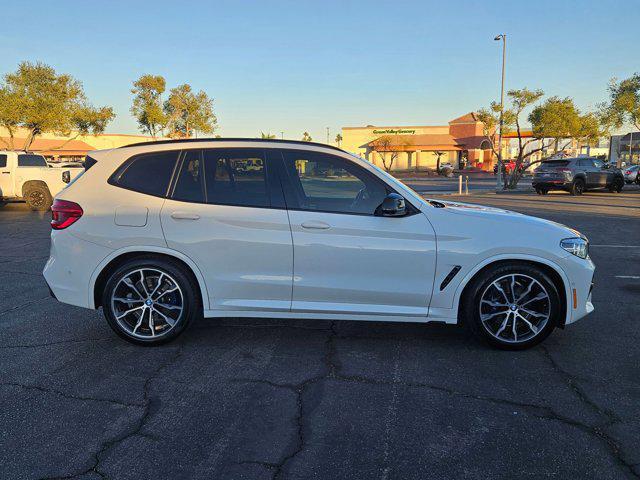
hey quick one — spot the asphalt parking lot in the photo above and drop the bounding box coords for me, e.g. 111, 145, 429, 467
1, 187, 639, 480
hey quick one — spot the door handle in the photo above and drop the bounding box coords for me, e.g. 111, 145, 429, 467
301, 221, 331, 230
1, 171, 10, 174
171, 212, 200, 220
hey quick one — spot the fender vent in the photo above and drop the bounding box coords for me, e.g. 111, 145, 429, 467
440, 266, 461, 291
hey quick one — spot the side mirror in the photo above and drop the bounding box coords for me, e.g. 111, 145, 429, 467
377, 192, 406, 217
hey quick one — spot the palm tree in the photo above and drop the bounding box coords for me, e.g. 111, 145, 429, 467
335, 133, 343, 147
261, 132, 276, 139
302, 132, 312, 142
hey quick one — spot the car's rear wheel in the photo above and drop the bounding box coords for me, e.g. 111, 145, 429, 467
25, 185, 53, 211
462, 263, 561, 350
102, 257, 200, 345
570, 178, 585, 196
609, 177, 624, 193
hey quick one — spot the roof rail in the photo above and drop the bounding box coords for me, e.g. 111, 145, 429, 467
118, 137, 346, 153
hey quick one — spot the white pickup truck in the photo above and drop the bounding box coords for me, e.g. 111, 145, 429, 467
0, 151, 83, 210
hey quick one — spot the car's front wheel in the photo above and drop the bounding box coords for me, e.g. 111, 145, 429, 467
609, 177, 624, 193
102, 257, 200, 345
462, 263, 561, 350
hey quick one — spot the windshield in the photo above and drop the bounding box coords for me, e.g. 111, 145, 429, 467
539, 160, 570, 169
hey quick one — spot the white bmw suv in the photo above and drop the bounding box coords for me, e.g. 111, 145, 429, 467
43, 139, 595, 349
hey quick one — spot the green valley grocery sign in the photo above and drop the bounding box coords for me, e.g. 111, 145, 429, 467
372, 129, 416, 135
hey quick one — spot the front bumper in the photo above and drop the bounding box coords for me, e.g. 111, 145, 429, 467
560, 253, 595, 325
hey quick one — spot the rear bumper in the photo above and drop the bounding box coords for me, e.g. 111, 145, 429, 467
532, 179, 571, 189
43, 230, 113, 309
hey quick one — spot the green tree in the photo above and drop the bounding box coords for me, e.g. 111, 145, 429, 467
131, 74, 167, 138
478, 89, 603, 188
599, 73, 640, 131
479, 88, 545, 188
164, 84, 217, 138
0, 61, 114, 150
302, 131, 312, 142
335, 133, 343, 146
260, 132, 276, 139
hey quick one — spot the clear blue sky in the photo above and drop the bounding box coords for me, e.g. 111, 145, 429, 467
2, 0, 638, 141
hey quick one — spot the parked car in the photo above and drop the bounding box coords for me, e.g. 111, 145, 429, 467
623, 164, 639, 184
0, 151, 83, 210
43, 139, 595, 350
493, 160, 521, 176
438, 162, 454, 177
532, 157, 625, 195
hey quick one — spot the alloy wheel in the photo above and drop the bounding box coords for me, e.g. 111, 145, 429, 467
29, 190, 45, 208
110, 268, 184, 339
479, 274, 551, 344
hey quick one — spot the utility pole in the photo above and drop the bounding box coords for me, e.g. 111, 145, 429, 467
494, 34, 507, 190
326, 127, 330, 144
281, 131, 284, 140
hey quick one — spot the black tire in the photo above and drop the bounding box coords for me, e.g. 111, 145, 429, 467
535, 187, 548, 195
102, 256, 200, 345
570, 178, 585, 196
25, 184, 53, 211
609, 177, 624, 193
461, 262, 561, 350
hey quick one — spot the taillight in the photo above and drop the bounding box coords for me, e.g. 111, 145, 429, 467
51, 199, 83, 230
626, 170, 632, 174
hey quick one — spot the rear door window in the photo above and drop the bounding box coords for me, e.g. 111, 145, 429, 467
17, 154, 47, 167
203, 149, 269, 207
110, 150, 179, 197
0, 154, 6, 168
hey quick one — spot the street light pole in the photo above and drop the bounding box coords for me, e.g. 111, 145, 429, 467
494, 34, 507, 190
326, 127, 330, 144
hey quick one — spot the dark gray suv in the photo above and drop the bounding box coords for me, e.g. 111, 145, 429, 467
532, 157, 625, 195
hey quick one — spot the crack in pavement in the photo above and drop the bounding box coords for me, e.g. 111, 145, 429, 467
233, 325, 639, 480
37, 343, 185, 480
0, 336, 113, 349
541, 345, 622, 424
1, 382, 143, 409
0, 296, 51, 317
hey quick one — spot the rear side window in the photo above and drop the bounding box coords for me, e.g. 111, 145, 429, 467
18, 154, 47, 167
540, 160, 570, 168
84, 156, 98, 171
203, 149, 269, 207
0, 154, 6, 168
111, 151, 179, 197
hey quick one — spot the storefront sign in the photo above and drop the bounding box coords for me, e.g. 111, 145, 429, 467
372, 129, 416, 135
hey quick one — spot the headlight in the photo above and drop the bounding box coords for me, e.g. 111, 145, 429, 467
560, 237, 589, 259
